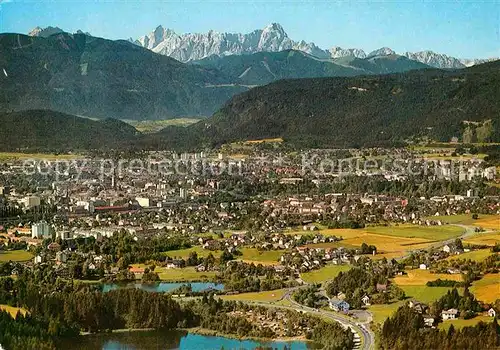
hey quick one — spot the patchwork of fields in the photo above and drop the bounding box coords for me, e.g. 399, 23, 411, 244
290, 225, 465, 260
445, 249, 495, 262
473, 216, 500, 230
425, 214, 498, 226
463, 232, 500, 246
393, 269, 463, 286
471, 274, 500, 303
364, 225, 464, 240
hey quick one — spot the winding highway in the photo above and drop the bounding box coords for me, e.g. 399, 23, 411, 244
241, 288, 375, 350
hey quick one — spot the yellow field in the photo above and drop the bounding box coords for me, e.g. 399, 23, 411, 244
365, 224, 464, 240
300, 264, 351, 284
425, 214, 498, 226
342, 234, 432, 258
221, 289, 287, 302
0, 304, 27, 317
0, 152, 82, 160
422, 153, 487, 161
289, 228, 363, 239
463, 232, 500, 246
438, 316, 493, 331
291, 226, 460, 260
124, 118, 201, 133
446, 249, 495, 262
471, 274, 500, 303
393, 269, 463, 286
244, 138, 283, 144
473, 216, 499, 230
0, 250, 33, 262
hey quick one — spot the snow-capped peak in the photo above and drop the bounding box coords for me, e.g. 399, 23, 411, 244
29, 26, 64, 38
262, 23, 286, 35
403, 50, 465, 68
131, 23, 494, 68
330, 46, 367, 59
367, 47, 396, 57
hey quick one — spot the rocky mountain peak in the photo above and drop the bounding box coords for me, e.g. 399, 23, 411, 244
29, 26, 64, 38
367, 47, 396, 57
131, 23, 493, 68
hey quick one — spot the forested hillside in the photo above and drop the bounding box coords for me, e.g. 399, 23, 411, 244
190, 60, 500, 148
0, 33, 246, 119
0, 110, 138, 151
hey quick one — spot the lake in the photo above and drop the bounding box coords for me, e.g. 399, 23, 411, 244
102, 282, 225, 293
59, 330, 314, 350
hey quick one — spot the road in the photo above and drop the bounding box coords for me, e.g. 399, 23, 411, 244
244, 294, 375, 350
249, 224, 481, 350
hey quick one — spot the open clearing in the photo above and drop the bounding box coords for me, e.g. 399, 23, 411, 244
294, 226, 463, 259
341, 234, 432, 257
369, 285, 456, 325
0, 250, 33, 262
244, 138, 283, 144
163, 247, 282, 265
124, 118, 201, 133
368, 302, 404, 325
221, 289, 287, 302
446, 249, 495, 262
300, 264, 351, 284
438, 315, 493, 330
364, 224, 464, 240
0, 304, 27, 317
130, 265, 217, 282
463, 232, 500, 246
0, 152, 82, 160
237, 248, 284, 265
424, 214, 498, 226
163, 246, 222, 259
393, 269, 463, 286
471, 274, 500, 303
399, 285, 457, 303
473, 216, 499, 230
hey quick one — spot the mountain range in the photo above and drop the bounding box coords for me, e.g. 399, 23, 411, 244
1, 61, 498, 151
4, 24, 500, 126
0, 32, 246, 119
130, 23, 497, 69
1, 29, 437, 119
165, 60, 500, 149
192, 50, 430, 86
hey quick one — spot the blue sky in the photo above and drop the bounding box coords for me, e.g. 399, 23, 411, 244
0, 0, 498, 58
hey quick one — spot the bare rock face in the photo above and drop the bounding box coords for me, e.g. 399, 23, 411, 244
330, 46, 366, 59
403, 50, 466, 69
28, 26, 64, 38
134, 23, 330, 62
